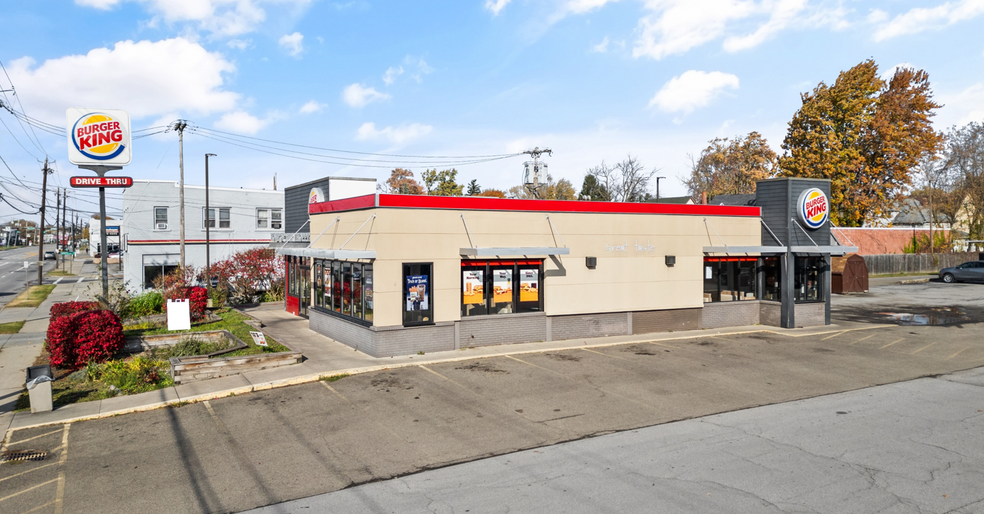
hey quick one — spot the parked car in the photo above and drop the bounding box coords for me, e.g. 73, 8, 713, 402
939, 261, 984, 283
43, 250, 56, 260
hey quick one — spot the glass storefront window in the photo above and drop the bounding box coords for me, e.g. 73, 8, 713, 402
795, 256, 824, 302
403, 263, 433, 326
312, 258, 373, 324
703, 258, 757, 302
461, 260, 543, 316
761, 257, 781, 301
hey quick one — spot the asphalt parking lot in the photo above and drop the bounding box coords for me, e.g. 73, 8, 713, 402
3, 298, 984, 514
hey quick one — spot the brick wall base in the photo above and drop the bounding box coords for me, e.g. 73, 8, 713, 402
701, 301, 759, 329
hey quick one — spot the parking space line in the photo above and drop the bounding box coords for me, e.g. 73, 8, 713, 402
5, 428, 63, 447
910, 342, 938, 355
504, 355, 567, 377
0, 478, 59, 503
850, 334, 876, 346
53, 278, 63, 285
53, 423, 70, 514
647, 341, 679, 349
880, 338, 905, 349
76, 277, 84, 284
0, 463, 59, 484
821, 330, 847, 341
320, 382, 404, 440
947, 347, 970, 361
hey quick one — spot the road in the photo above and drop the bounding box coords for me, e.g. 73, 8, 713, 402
0, 247, 74, 308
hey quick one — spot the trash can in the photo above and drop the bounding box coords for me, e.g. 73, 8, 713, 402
26, 365, 54, 413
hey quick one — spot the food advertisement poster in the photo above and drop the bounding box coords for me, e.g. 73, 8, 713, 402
493, 269, 512, 303
462, 270, 484, 305
406, 275, 429, 311
520, 269, 538, 302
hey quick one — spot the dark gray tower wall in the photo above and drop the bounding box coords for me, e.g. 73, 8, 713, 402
284, 178, 332, 234
756, 178, 832, 246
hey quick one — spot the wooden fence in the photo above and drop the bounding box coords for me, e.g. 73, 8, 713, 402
862, 252, 983, 275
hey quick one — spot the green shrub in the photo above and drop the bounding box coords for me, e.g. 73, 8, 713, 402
129, 291, 164, 318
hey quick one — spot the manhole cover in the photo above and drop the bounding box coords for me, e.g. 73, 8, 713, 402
1, 450, 47, 463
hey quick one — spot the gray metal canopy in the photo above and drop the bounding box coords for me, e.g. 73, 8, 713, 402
460, 247, 570, 257
275, 247, 375, 260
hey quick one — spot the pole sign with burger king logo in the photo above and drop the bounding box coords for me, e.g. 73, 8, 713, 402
66, 108, 132, 166
797, 187, 829, 230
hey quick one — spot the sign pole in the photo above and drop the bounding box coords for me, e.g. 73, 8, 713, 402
79, 165, 121, 301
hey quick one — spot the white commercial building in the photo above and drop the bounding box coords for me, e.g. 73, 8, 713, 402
88, 217, 121, 256
121, 180, 284, 291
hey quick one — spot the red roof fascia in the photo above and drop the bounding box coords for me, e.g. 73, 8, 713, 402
309, 193, 760, 217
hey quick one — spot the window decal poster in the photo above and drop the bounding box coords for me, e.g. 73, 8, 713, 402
493, 269, 512, 303
406, 275, 429, 311
520, 269, 538, 302
462, 270, 484, 305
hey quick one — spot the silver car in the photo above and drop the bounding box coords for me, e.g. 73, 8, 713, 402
939, 261, 984, 283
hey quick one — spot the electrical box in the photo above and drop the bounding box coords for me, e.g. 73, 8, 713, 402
585, 256, 597, 269
665, 255, 676, 267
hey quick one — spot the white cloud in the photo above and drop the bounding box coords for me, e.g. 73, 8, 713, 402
867, 9, 889, 24
592, 36, 610, 53
342, 83, 391, 108
299, 100, 325, 114
722, 0, 807, 52
485, 0, 510, 16
881, 62, 915, 81
279, 32, 304, 56
939, 82, 984, 127
383, 66, 403, 85
227, 38, 251, 50
355, 122, 432, 144
872, 0, 984, 42
214, 110, 271, 134
74, 0, 312, 37
565, 0, 619, 15
648, 70, 739, 114
631, 0, 840, 60
6, 37, 239, 122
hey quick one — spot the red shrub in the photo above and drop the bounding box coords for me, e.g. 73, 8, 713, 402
45, 315, 79, 369
162, 286, 208, 322
73, 311, 124, 366
44, 310, 124, 370
50, 301, 101, 323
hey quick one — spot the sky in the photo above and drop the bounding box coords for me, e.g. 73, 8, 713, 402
1, 0, 983, 222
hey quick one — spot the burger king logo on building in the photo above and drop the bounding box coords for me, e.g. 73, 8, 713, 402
797, 188, 829, 230
309, 187, 325, 204
66, 108, 132, 166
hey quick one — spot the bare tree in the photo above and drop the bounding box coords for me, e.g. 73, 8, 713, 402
943, 122, 984, 248
586, 156, 657, 202
685, 132, 776, 202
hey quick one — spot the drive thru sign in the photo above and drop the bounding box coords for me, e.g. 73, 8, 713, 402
70, 176, 133, 187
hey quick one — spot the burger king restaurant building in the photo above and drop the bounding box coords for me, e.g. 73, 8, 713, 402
278, 177, 854, 358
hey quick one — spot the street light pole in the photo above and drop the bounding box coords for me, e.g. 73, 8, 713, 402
205, 153, 216, 299
656, 176, 667, 201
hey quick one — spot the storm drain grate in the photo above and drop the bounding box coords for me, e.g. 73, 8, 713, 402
1, 450, 48, 463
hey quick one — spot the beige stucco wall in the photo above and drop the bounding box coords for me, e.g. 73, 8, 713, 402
310, 206, 760, 327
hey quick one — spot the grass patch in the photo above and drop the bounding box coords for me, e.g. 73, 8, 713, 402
47, 269, 76, 277
6, 285, 56, 308
146, 337, 233, 359
321, 373, 349, 382
123, 307, 289, 356
0, 320, 25, 334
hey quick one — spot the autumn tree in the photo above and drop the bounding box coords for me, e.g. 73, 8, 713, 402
583, 156, 655, 202
778, 60, 944, 226
685, 131, 776, 202
477, 188, 507, 198
422, 168, 464, 196
385, 168, 424, 195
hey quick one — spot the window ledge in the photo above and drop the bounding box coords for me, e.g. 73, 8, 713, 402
460, 311, 546, 320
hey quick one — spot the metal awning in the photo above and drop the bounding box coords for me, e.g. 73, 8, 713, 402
703, 246, 787, 254
275, 247, 375, 260
460, 247, 570, 257
790, 245, 858, 255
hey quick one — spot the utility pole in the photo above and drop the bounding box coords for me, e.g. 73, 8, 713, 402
174, 120, 188, 268
55, 188, 62, 269
205, 153, 216, 300
38, 158, 52, 285
656, 176, 667, 201
522, 147, 552, 199
62, 190, 67, 248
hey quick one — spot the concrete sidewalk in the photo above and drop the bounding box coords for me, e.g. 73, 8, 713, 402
0, 258, 101, 433
3, 297, 876, 434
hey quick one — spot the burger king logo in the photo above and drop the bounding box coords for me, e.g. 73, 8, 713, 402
309, 187, 325, 204
71, 112, 127, 160
797, 188, 829, 230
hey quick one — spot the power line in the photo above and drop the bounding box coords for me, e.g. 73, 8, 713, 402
0, 60, 50, 157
